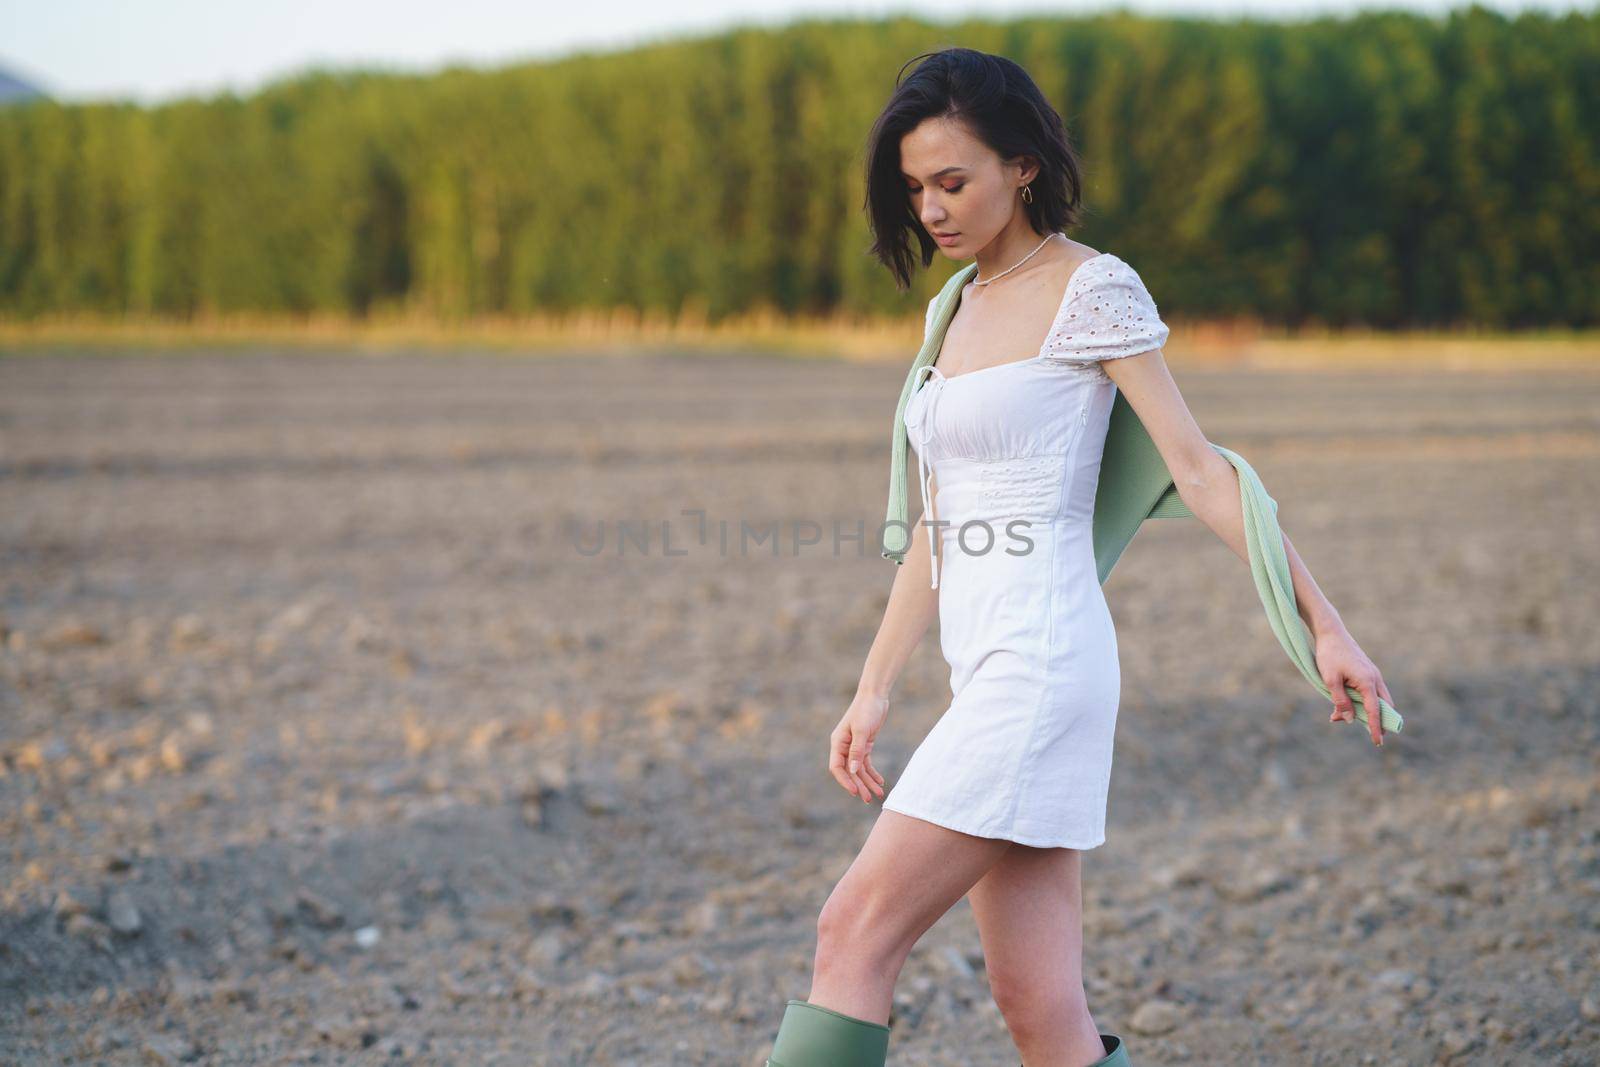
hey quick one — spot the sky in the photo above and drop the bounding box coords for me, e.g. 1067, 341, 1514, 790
1, 0, 1589, 105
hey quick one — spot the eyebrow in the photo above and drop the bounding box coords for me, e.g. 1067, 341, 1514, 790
902, 167, 968, 180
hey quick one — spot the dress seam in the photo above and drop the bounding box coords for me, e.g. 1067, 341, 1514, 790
1000, 395, 1092, 837
1002, 530, 1055, 836
940, 448, 1073, 460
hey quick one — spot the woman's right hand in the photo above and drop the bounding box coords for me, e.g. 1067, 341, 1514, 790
829, 690, 890, 804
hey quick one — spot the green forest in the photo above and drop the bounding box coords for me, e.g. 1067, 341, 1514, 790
1, 5, 1596, 329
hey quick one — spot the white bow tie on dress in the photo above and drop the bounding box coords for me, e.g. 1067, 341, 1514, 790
903, 363, 948, 590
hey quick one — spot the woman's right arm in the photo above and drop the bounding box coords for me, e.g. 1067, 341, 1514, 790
830, 502, 941, 803
857, 504, 941, 699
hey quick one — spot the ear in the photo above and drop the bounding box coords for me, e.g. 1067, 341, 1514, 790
1010, 153, 1043, 186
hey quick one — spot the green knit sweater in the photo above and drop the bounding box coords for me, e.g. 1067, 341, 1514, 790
882, 262, 1403, 736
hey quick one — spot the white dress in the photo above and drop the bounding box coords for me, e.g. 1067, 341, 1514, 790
879, 252, 1171, 849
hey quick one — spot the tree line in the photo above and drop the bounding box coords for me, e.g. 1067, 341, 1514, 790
0, 5, 1595, 329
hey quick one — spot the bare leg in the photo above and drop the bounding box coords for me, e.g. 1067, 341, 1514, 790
806, 808, 1015, 1026
968, 844, 1105, 1066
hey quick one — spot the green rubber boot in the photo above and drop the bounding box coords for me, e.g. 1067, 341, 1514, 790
765, 998, 891, 1067
1022, 1032, 1130, 1067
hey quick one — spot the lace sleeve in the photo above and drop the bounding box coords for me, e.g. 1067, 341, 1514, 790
1041, 257, 1169, 365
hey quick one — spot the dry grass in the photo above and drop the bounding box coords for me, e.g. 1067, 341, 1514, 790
2, 309, 1597, 369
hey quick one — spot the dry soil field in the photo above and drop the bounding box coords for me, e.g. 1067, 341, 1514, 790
2, 347, 1598, 1065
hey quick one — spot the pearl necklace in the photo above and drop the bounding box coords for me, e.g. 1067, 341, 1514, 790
972, 232, 1060, 286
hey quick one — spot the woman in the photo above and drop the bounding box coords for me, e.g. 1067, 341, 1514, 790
763, 48, 1393, 1067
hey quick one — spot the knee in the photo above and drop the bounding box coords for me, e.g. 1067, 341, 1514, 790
815, 888, 901, 972
987, 969, 1091, 1037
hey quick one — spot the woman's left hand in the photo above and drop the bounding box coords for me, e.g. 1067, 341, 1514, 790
1314, 624, 1394, 747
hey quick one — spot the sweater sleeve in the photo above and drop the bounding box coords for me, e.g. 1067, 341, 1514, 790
1041, 257, 1169, 366
924, 295, 938, 340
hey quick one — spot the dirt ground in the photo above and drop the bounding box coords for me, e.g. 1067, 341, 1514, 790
1, 347, 1597, 1066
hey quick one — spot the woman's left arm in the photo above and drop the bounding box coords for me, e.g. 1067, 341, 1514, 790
1103, 350, 1394, 746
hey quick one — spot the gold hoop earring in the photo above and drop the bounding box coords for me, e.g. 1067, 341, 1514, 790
1021, 185, 1034, 205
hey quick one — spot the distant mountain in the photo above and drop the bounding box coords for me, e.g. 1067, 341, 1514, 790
0, 66, 47, 104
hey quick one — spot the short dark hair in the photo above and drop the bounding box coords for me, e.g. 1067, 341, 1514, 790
863, 48, 1085, 291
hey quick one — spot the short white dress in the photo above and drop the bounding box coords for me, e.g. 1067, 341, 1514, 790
879, 252, 1171, 849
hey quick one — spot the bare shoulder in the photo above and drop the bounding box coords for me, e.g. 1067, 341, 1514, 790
959, 236, 1103, 308
1053, 236, 1101, 262
1037, 238, 1104, 303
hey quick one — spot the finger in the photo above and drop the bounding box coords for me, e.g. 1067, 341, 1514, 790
1326, 675, 1353, 722
848, 744, 873, 803
829, 736, 859, 796
1359, 679, 1383, 746
862, 754, 886, 796
857, 756, 881, 801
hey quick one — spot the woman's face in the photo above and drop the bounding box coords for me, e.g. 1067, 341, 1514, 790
900, 116, 1027, 257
